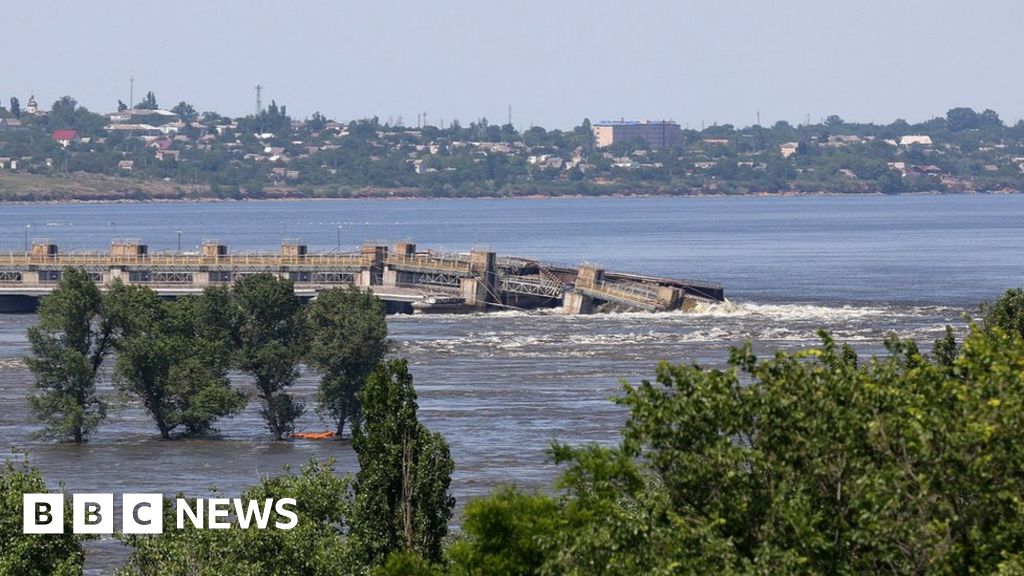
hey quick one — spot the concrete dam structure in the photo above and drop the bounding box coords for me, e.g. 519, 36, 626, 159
0, 240, 724, 314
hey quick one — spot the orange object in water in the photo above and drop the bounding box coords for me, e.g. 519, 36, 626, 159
290, 431, 337, 440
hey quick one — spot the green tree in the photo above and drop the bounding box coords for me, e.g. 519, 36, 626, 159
25, 268, 113, 442
171, 101, 198, 123
349, 360, 454, 568
137, 91, 158, 110
118, 459, 352, 576
979, 287, 1024, 338
229, 273, 306, 440
9, 96, 19, 119
1, 457, 86, 576
107, 285, 246, 439
947, 107, 980, 132
447, 487, 561, 576
306, 286, 389, 437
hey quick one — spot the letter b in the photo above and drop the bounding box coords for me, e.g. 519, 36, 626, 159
73, 494, 113, 534
23, 494, 64, 534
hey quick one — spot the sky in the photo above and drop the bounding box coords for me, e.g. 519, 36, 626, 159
4, 1, 1022, 130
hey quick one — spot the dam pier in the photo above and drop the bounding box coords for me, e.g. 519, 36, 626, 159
0, 240, 724, 314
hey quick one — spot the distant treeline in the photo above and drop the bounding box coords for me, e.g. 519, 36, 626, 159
2, 94, 1024, 199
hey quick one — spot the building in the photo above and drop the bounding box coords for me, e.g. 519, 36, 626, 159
899, 135, 933, 147
593, 120, 681, 149
25, 95, 38, 115
51, 130, 79, 148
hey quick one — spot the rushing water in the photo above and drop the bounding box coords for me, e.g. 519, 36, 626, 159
0, 194, 1022, 573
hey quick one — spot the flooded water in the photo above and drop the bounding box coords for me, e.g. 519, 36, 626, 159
0, 194, 1021, 572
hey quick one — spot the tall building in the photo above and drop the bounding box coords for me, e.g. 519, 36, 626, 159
593, 120, 681, 149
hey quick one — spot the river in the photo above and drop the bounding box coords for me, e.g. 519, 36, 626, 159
1, 194, 1021, 572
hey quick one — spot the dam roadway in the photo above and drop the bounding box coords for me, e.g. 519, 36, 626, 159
0, 240, 724, 314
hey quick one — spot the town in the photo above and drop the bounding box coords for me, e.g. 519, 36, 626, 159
1, 92, 1023, 201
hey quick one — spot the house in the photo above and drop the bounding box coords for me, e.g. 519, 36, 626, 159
0, 118, 23, 130
899, 135, 933, 147
118, 160, 134, 171
52, 129, 79, 148
155, 149, 180, 161
779, 142, 800, 158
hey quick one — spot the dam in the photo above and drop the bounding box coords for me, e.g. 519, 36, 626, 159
0, 240, 724, 314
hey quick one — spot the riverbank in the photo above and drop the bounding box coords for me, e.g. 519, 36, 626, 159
1, 171, 1020, 204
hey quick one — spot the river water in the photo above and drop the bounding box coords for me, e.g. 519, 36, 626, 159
0, 194, 1021, 572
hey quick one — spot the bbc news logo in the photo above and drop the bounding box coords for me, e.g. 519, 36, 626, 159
23, 494, 298, 534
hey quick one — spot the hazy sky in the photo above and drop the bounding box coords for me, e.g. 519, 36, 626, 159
5, 1, 1022, 129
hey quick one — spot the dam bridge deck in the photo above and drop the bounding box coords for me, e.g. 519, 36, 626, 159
0, 240, 724, 314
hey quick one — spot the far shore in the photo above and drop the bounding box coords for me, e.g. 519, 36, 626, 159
1, 187, 1019, 206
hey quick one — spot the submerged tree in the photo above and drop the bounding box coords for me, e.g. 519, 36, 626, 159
307, 286, 389, 438
229, 274, 306, 440
25, 268, 113, 442
350, 360, 454, 568
108, 284, 246, 439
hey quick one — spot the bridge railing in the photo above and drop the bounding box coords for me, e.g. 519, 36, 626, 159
0, 253, 370, 268
386, 253, 472, 273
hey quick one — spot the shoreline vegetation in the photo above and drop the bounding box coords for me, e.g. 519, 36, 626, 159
2, 95, 1023, 202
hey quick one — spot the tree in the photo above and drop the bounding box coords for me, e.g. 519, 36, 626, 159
137, 91, 158, 110
979, 287, 1024, 338
825, 114, 845, 127
947, 107, 980, 132
229, 274, 306, 440
307, 111, 328, 132
1, 457, 86, 576
306, 286, 389, 437
170, 101, 198, 123
349, 360, 454, 568
446, 487, 561, 575
48, 96, 77, 129
117, 100, 128, 111
9, 96, 20, 118
107, 285, 246, 439
118, 459, 352, 576
25, 268, 113, 442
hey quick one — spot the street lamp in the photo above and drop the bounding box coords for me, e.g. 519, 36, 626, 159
337, 225, 342, 251
24, 224, 30, 253
177, 230, 182, 252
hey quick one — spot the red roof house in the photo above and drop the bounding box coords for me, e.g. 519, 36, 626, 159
52, 130, 79, 147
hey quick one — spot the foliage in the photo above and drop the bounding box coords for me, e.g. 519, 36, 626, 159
228, 274, 306, 440
307, 286, 389, 437
136, 91, 158, 110
24, 268, 113, 442
170, 101, 198, 123
0, 457, 86, 576
446, 487, 561, 576
370, 551, 444, 576
980, 287, 1024, 338
452, 323, 1024, 574
350, 360, 455, 568
107, 284, 246, 439
118, 459, 353, 576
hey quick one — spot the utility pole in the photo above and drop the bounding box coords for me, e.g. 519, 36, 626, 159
508, 105, 512, 127
129, 73, 135, 110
